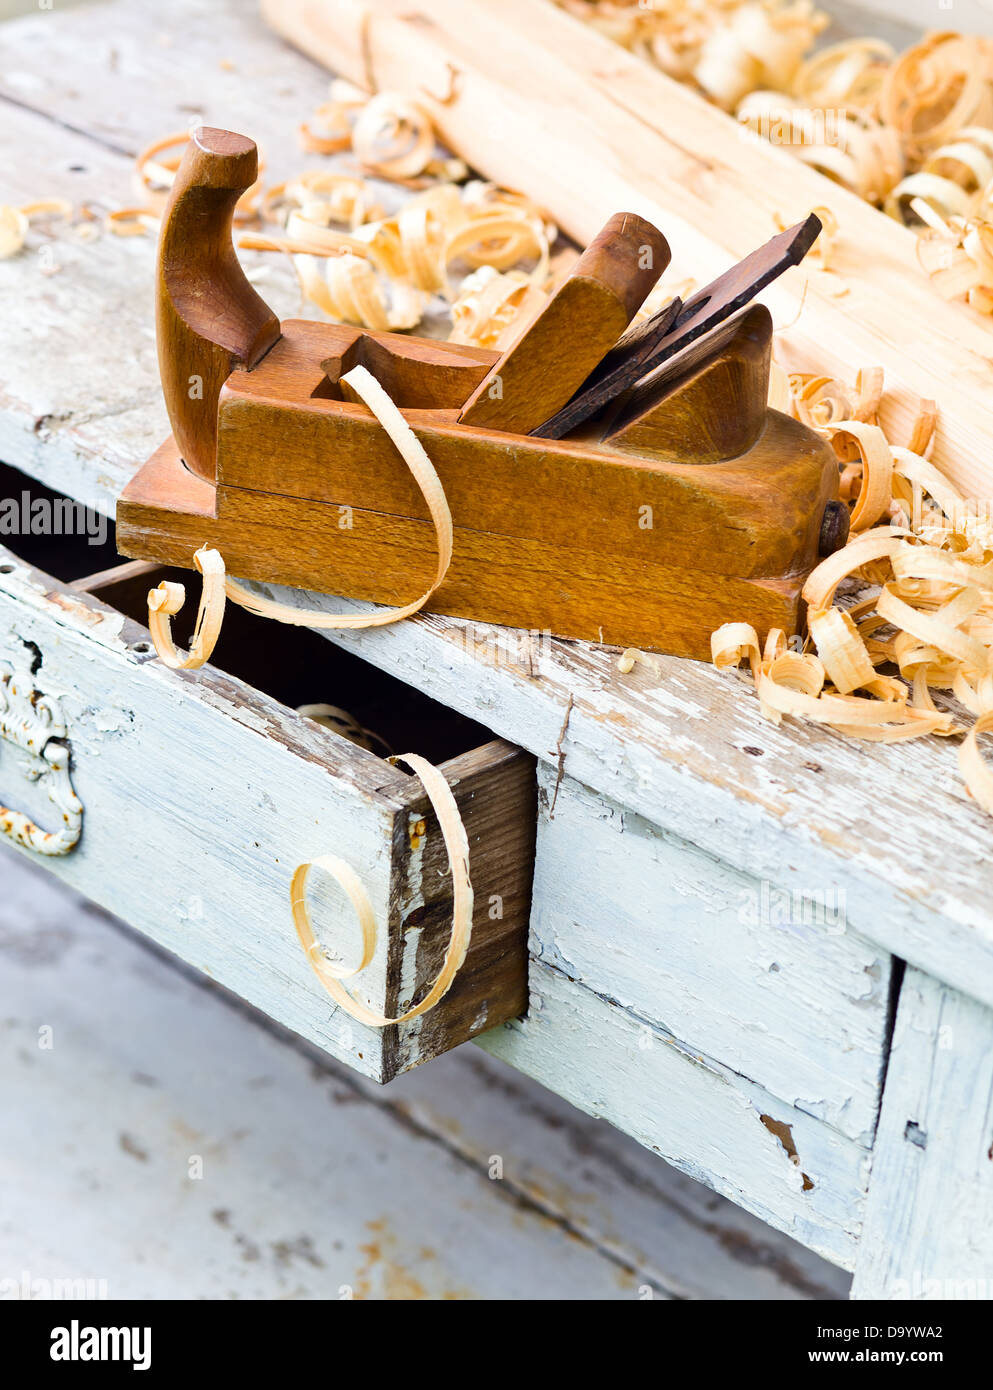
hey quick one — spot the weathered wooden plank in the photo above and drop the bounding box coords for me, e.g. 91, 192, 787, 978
0, 851, 851, 1299
532, 767, 891, 1147
0, 105, 164, 514
479, 957, 871, 1269
851, 968, 993, 1300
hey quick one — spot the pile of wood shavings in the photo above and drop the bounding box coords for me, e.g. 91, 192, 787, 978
553, 2, 993, 313
710, 368, 993, 814
241, 169, 556, 340
112, 85, 563, 347
252, 79, 560, 342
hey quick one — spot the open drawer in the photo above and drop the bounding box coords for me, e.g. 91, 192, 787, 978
0, 502, 536, 1082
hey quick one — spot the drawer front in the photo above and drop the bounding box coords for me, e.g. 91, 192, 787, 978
528, 769, 892, 1147
481, 765, 890, 1268
0, 548, 535, 1082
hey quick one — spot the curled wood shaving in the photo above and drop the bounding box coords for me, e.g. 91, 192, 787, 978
792, 37, 894, 109
741, 93, 904, 202
694, 1, 828, 110
146, 364, 454, 674
146, 546, 227, 671
298, 80, 467, 185
291, 751, 473, 1027
878, 32, 993, 161
617, 648, 662, 677
351, 92, 437, 179
713, 367, 993, 809
896, 126, 993, 217
243, 165, 555, 334
0, 198, 72, 258
106, 207, 159, 237
298, 100, 353, 155
297, 703, 392, 756
0, 205, 29, 259
912, 202, 993, 314
450, 265, 549, 349
959, 712, 993, 813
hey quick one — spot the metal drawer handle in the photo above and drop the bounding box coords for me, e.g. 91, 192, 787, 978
0, 661, 83, 856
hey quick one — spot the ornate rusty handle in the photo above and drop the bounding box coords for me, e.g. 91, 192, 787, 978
0, 662, 83, 856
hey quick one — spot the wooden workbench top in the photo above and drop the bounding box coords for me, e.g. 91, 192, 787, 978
1, 0, 991, 1011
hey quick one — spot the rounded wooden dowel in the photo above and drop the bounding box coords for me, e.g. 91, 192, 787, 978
156, 126, 281, 482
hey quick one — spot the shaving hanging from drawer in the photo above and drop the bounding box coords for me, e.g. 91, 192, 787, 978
146, 546, 226, 671
712, 368, 993, 813
291, 753, 473, 1028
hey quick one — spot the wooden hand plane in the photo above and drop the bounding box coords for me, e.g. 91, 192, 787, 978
117, 127, 846, 659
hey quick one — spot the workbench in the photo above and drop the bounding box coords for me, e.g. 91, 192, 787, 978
0, 0, 991, 1299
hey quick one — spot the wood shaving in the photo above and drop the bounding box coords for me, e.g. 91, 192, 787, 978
0, 198, 72, 259
298, 100, 354, 155
617, 648, 662, 677
351, 92, 437, 179
106, 207, 159, 237
713, 367, 993, 811
911, 201, 993, 314
146, 546, 227, 671
0, 205, 28, 258
296, 703, 392, 756
242, 162, 556, 336
290, 751, 473, 1027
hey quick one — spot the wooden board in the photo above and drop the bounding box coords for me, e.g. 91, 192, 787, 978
532, 769, 893, 1148
851, 967, 993, 1299
479, 957, 870, 1270
260, 0, 993, 503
